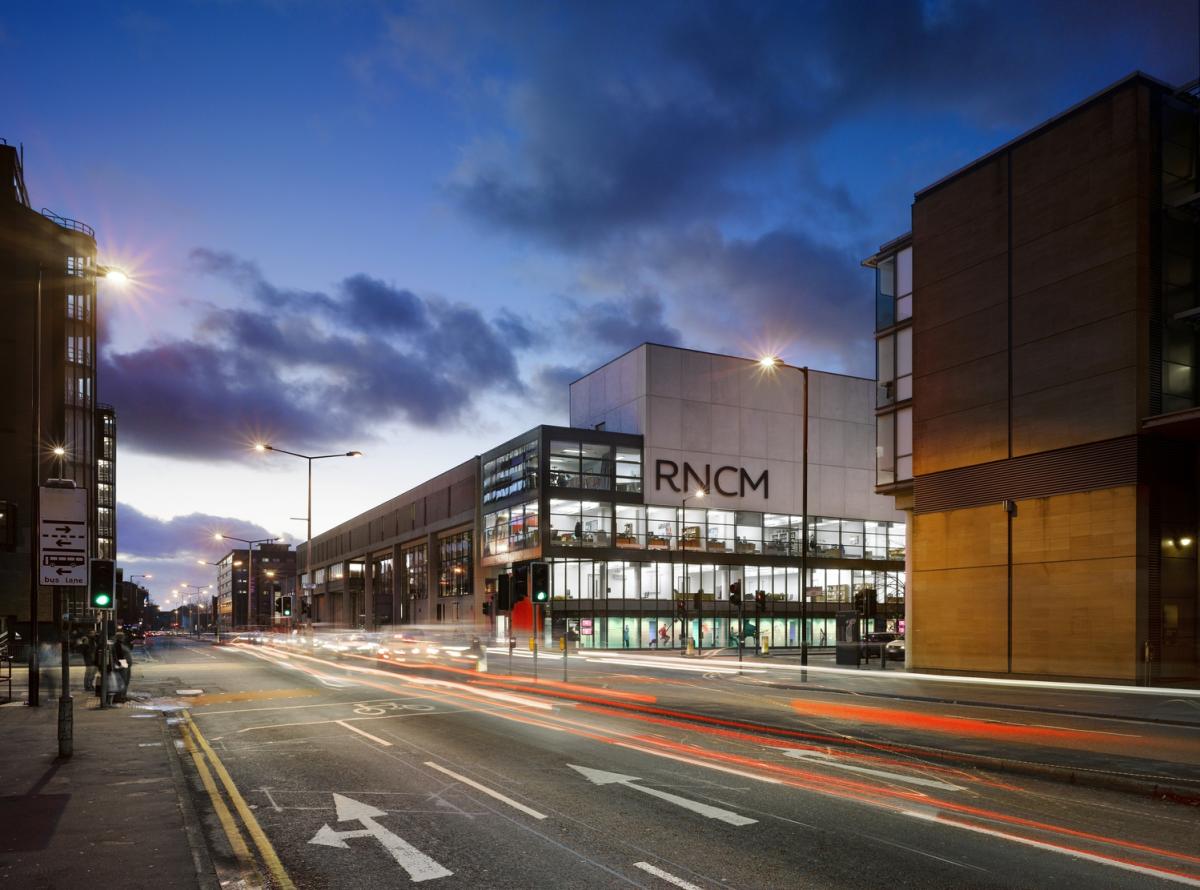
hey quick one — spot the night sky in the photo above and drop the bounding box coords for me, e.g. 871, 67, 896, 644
2, 1, 1193, 604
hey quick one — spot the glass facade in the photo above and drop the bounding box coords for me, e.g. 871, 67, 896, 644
373, 555, 394, 625
543, 558, 902, 650
483, 438, 538, 504
873, 242, 914, 486
483, 500, 539, 556
548, 438, 641, 492
403, 543, 427, 603
438, 531, 472, 597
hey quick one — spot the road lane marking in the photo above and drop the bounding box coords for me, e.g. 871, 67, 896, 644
903, 810, 1200, 887
423, 761, 547, 820
338, 720, 394, 747
309, 793, 452, 882
633, 862, 705, 889
568, 764, 756, 826
179, 721, 259, 880
783, 749, 965, 791
183, 711, 297, 890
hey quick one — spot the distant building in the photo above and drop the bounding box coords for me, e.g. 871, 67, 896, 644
95, 404, 116, 560
0, 141, 105, 637
866, 72, 1199, 683
217, 544, 296, 630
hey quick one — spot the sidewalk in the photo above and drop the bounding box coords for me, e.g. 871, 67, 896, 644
0, 674, 215, 890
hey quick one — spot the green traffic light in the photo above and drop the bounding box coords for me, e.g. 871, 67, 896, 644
94, 593, 111, 607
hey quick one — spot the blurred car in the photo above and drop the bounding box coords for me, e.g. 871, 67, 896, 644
861, 631, 899, 659
885, 636, 905, 661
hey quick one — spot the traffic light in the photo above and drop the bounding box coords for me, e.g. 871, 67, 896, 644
693, 591, 702, 609
482, 600, 492, 616
497, 573, 511, 610
531, 562, 550, 604
301, 599, 311, 617
853, 590, 865, 614
861, 588, 877, 619
282, 596, 292, 617
274, 595, 283, 615
729, 581, 742, 606
512, 565, 529, 603
90, 559, 115, 609
754, 589, 767, 609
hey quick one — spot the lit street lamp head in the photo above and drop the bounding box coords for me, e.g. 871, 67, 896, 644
348, 451, 363, 457
52, 446, 65, 457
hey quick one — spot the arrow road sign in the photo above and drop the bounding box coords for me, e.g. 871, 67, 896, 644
308, 793, 452, 883
567, 764, 756, 826
39, 487, 88, 586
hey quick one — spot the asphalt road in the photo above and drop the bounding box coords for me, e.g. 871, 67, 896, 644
138, 637, 1200, 889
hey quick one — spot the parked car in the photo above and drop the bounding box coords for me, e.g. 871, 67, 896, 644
861, 631, 899, 659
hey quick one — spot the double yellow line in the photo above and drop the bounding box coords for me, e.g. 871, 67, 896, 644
179, 710, 295, 890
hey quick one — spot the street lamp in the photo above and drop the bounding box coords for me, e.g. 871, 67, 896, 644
214, 533, 278, 630
176, 583, 211, 636
679, 487, 706, 654
760, 355, 810, 666
256, 443, 362, 628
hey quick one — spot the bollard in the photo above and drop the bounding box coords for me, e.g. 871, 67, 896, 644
762, 637, 770, 656
686, 639, 695, 657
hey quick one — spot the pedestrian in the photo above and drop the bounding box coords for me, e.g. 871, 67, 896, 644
77, 632, 97, 696
113, 631, 133, 703
38, 641, 59, 701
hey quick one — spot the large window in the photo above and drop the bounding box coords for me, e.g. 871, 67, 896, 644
484, 500, 539, 555
403, 543, 427, 602
438, 531, 472, 597
373, 556, 394, 624
549, 439, 642, 493
482, 439, 538, 504
549, 499, 612, 547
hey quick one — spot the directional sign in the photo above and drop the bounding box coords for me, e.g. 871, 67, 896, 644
568, 764, 756, 826
309, 793, 452, 883
39, 487, 88, 586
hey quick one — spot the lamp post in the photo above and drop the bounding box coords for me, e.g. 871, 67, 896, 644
175, 584, 210, 636
679, 487, 706, 654
214, 534, 278, 631
761, 356, 809, 666
126, 573, 152, 629
256, 443, 362, 629
197, 560, 226, 641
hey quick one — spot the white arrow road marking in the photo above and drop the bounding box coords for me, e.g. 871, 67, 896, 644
423, 762, 547, 819
783, 750, 964, 792
633, 862, 705, 889
568, 765, 756, 826
308, 793, 452, 882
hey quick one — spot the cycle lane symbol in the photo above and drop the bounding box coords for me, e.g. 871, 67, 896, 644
351, 701, 436, 717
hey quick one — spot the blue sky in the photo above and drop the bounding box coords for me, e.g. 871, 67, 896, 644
1, 0, 1193, 603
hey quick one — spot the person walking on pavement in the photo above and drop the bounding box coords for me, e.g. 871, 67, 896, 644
38, 640, 59, 701
77, 631, 97, 696
113, 631, 133, 703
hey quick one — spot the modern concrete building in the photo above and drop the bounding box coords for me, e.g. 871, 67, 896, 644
0, 141, 104, 639
866, 72, 1199, 683
299, 344, 907, 648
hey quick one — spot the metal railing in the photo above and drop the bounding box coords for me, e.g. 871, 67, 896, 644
40, 208, 95, 238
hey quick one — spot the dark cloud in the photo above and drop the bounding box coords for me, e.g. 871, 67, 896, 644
620, 224, 872, 374
119, 502, 280, 560
104, 250, 529, 460
532, 363, 587, 421
564, 292, 681, 354
387, 1, 1192, 248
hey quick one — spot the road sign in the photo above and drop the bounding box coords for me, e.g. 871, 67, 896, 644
309, 793, 452, 882
568, 764, 756, 826
39, 487, 88, 586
